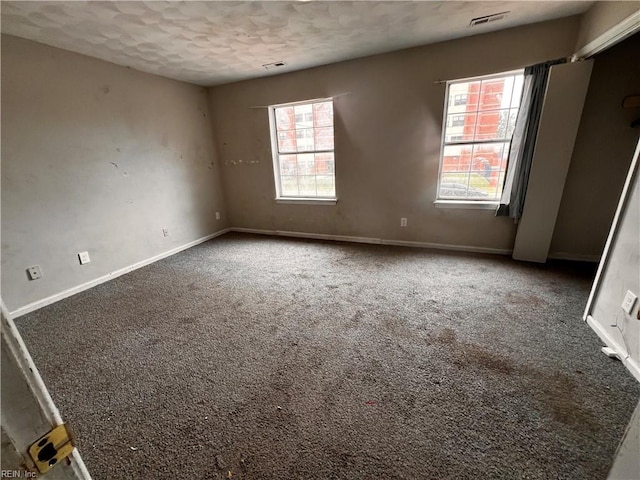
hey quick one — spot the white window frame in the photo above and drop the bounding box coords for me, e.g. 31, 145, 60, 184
268, 97, 337, 205
435, 69, 524, 209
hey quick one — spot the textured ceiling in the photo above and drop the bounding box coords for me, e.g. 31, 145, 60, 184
0, 1, 592, 86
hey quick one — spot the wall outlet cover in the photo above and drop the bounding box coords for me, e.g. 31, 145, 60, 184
27, 265, 43, 280
216, 212, 221, 220
78, 251, 91, 265
400, 217, 407, 227
621, 290, 637, 314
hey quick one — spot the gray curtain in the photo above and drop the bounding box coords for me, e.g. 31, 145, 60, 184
496, 59, 565, 219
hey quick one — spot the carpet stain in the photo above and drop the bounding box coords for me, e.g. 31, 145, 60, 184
435, 328, 514, 374
436, 327, 457, 345
453, 343, 514, 374
350, 311, 364, 324
507, 291, 545, 307
533, 372, 600, 432
433, 330, 599, 431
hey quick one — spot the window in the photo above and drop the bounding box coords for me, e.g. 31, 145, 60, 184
448, 115, 465, 127
269, 98, 335, 201
453, 94, 467, 106
437, 70, 524, 202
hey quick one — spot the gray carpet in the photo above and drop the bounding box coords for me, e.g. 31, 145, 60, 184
16, 232, 640, 479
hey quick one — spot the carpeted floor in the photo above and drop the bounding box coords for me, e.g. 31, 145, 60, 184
16, 232, 640, 479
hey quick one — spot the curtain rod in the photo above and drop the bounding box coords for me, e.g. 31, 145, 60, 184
432, 57, 571, 84
250, 92, 351, 109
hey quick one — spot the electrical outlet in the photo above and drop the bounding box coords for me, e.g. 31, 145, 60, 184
27, 265, 43, 280
78, 251, 91, 265
162, 228, 170, 237
621, 290, 637, 314
215, 212, 221, 220
400, 217, 407, 227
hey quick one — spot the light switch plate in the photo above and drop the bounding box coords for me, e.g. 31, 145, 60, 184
621, 290, 637, 314
78, 251, 91, 265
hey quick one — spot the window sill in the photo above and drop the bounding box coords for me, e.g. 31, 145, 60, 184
434, 200, 499, 210
276, 197, 337, 205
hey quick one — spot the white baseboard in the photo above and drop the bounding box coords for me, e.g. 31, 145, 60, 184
230, 227, 513, 255
548, 251, 601, 263
9, 228, 232, 319
586, 315, 640, 382
9, 226, 598, 319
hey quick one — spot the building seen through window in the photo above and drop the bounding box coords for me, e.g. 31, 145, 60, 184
438, 71, 524, 201
270, 99, 335, 199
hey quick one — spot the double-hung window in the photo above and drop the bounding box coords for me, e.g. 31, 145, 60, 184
269, 98, 336, 202
437, 70, 524, 203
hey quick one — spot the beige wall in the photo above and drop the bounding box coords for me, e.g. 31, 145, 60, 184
589, 148, 639, 381
550, 33, 640, 259
209, 17, 580, 250
575, 1, 640, 52
1, 35, 228, 312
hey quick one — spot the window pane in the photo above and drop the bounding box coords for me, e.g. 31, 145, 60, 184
492, 144, 511, 199
316, 175, 335, 197
505, 108, 519, 138
280, 175, 298, 196
298, 175, 317, 196
313, 101, 333, 127
275, 106, 294, 131
479, 78, 505, 110
469, 142, 509, 200
510, 75, 524, 107
499, 77, 515, 110
296, 128, 315, 151
315, 152, 334, 175
277, 130, 297, 153
440, 143, 509, 200
279, 155, 297, 176
449, 81, 480, 111
297, 153, 316, 175
444, 112, 476, 143
314, 126, 334, 150
475, 110, 505, 140
440, 144, 473, 198
294, 104, 313, 129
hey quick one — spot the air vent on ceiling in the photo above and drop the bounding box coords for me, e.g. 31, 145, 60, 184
262, 61, 286, 70
469, 11, 510, 27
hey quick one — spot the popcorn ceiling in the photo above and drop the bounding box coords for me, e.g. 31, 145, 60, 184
1, 1, 590, 86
